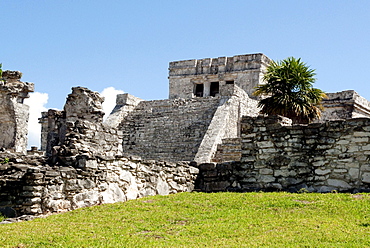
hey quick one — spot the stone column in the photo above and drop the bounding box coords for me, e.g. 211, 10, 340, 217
203, 81, 211, 97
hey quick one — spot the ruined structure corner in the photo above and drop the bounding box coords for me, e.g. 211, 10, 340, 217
0, 71, 34, 154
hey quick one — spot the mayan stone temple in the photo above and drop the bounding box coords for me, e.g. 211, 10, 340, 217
2, 53, 370, 219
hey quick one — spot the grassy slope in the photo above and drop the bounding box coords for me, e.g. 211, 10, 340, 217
0, 192, 370, 247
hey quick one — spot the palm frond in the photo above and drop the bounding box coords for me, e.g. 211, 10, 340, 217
255, 57, 325, 124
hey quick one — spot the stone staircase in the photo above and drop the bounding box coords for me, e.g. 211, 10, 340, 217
211, 138, 241, 163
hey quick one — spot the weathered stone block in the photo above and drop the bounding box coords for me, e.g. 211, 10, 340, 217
22, 186, 43, 191
349, 168, 360, 179
360, 164, 370, 172
361, 144, 370, 151
259, 168, 273, 175
333, 169, 347, 173
318, 186, 336, 193
353, 131, 370, 137
260, 175, 275, 183
353, 137, 369, 143
327, 179, 351, 189
315, 169, 331, 175
337, 140, 350, 145
77, 179, 95, 189
361, 173, 370, 183
198, 163, 217, 170
312, 161, 326, 167
240, 177, 257, 183
347, 146, 359, 153
274, 170, 290, 177
257, 141, 274, 148
156, 177, 170, 195
314, 176, 327, 181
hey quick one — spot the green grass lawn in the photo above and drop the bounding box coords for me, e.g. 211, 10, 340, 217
1, 192, 370, 247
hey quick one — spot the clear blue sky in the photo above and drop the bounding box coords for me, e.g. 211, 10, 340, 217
2, 0, 370, 109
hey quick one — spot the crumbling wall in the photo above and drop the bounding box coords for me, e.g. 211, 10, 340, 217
0, 152, 198, 217
64, 86, 105, 123
196, 115, 370, 193
320, 90, 370, 121
40, 87, 121, 160
104, 93, 143, 128
1, 86, 198, 217
0, 71, 34, 154
39, 109, 65, 155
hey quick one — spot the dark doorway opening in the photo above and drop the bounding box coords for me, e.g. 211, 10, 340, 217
194, 84, 204, 97
210, 82, 219, 97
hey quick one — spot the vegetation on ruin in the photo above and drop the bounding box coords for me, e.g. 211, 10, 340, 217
0, 158, 9, 164
1, 192, 370, 247
0, 63, 2, 78
254, 57, 327, 124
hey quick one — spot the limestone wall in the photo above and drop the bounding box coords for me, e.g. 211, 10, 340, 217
1, 86, 199, 218
39, 109, 65, 155
194, 85, 260, 163
168, 53, 270, 99
40, 87, 120, 159
119, 97, 222, 162
196, 115, 370, 193
54, 119, 123, 164
211, 138, 241, 163
118, 85, 260, 163
320, 90, 370, 121
104, 93, 143, 128
0, 152, 198, 217
0, 71, 34, 154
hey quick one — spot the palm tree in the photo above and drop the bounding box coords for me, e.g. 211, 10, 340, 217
254, 57, 326, 124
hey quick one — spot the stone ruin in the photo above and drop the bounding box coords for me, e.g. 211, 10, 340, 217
0, 86, 198, 218
0, 71, 34, 154
2, 53, 370, 219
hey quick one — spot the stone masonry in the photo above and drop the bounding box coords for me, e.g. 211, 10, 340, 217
1, 86, 198, 217
0, 71, 34, 154
115, 85, 259, 163
4, 53, 370, 219
320, 90, 370, 121
40, 87, 123, 162
169, 53, 270, 99
196, 115, 370, 193
0, 152, 198, 217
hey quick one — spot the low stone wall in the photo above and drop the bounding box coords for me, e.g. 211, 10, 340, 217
0, 86, 201, 218
0, 153, 198, 217
196, 115, 370, 193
